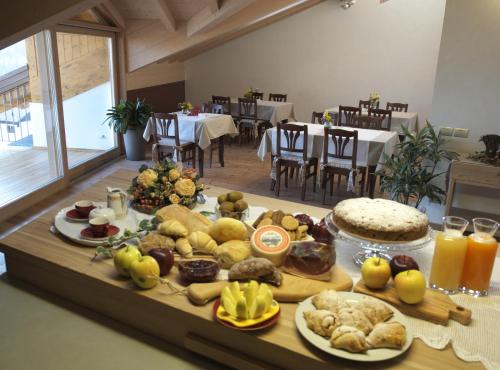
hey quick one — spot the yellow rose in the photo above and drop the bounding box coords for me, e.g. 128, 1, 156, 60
174, 178, 196, 197
137, 169, 158, 188
168, 194, 181, 204
168, 169, 181, 181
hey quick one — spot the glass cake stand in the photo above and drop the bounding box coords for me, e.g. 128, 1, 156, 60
324, 212, 434, 266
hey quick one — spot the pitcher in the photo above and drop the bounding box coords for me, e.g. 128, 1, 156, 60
107, 187, 128, 219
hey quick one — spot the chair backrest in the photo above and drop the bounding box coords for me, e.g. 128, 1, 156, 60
153, 112, 180, 146
323, 128, 358, 169
311, 111, 335, 125
251, 92, 264, 100
359, 100, 379, 109
212, 95, 231, 115
338, 106, 361, 127
386, 102, 408, 112
352, 115, 384, 130
368, 108, 392, 131
210, 104, 224, 114
277, 122, 308, 162
269, 93, 287, 102
238, 98, 258, 120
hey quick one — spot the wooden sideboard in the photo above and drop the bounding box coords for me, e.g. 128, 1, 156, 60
445, 160, 500, 236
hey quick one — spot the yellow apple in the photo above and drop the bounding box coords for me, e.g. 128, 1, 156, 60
361, 257, 391, 289
113, 244, 141, 277
129, 255, 160, 289
394, 269, 426, 304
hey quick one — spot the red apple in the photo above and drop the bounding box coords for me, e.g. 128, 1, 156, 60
390, 255, 419, 278
394, 269, 426, 304
148, 248, 174, 276
361, 257, 391, 289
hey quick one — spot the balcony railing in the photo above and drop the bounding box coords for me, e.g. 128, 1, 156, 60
0, 65, 31, 144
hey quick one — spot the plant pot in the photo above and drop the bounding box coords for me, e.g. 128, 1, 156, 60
123, 128, 146, 161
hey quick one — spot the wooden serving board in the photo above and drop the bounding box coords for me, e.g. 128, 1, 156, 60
187, 264, 353, 305
353, 280, 472, 326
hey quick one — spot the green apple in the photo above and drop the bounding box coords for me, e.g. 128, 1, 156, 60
113, 244, 141, 277
394, 269, 426, 304
129, 255, 160, 289
361, 257, 391, 289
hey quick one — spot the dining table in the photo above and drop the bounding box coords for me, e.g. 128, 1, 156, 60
143, 112, 238, 177
230, 98, 295, 125
326, 106, 418, 133
257, 122, 399, 197
0, 168, 495, 370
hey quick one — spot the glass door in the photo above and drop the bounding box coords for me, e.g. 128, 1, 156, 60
55, 31, 117, 169
0, 32, 63, 207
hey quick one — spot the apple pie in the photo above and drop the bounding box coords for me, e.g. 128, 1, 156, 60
350, 297, 394, 325
333, 198, 429, 241
337, 307, 373, 335
303, 310, 341, 337
330, 325, 370, 353
311, 290, 349, 313
366, 321, 407, 349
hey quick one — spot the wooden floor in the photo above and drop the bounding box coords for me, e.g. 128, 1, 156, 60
0, 147, 104, 207
0, 142, 364, 238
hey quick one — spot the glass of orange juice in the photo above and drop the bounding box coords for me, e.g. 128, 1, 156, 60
460, 218, 499, 297
429, 216, 469, 294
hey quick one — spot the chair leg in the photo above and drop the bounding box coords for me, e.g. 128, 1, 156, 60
208, 145, 213, 168
284, 167, 289, 188
337, 173, 341, 189
313, 162, 318, 192
275, 163, 281, 196
321, 171, 327, 204
301, 166, 308, 201
290, 168, 295, 179
330, 175, 334, 195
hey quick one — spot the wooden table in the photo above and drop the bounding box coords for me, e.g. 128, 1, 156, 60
0, 169, 484, 370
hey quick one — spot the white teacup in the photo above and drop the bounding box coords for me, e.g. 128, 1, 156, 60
89, 207, 116, 222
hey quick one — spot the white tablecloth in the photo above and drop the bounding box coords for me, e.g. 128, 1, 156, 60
326, 106, 418, 133
231, 98, 295, 125
257, 122, 398, 169
143, 113, 238, 150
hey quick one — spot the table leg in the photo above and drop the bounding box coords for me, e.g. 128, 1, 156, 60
198, 146, 204, 178
367, 165, 377, 198
218, 136, 225, 167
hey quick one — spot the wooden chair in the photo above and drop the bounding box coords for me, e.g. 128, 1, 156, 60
211, 96, 231, 115
237, 98, 266, 146
152, 112, 197, 167
272, 123, 318, 201
368, 108, 392, 131
338, 106, 361, 127
251, 92, 264, 100
359, 100, 379, 110
386, 102, 408, 112
352, 115, 384, 130
269, 93, 287, 102
321, 128, 364, 203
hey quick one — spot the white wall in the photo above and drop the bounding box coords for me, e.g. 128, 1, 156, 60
185, 0, 446, 126
32, 83, 115, 150
430, 0, 500, 152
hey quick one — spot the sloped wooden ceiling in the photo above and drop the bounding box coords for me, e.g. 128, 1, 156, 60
104, 0, 325, 72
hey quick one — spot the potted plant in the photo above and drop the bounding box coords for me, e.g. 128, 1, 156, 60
376, 122, 458, 209
178, 102, 193, 114
104, 99, 152, 161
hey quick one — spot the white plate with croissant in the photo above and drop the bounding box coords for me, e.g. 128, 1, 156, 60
295, 290, 413, 362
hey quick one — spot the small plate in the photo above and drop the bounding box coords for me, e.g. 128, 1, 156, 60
66, 207, 95, 222
295, 292, 413, 362
213, 299, 280, 331
80, 225, 120, 241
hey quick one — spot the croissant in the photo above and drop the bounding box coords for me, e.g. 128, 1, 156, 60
188, 231, 218, 254
175, 238, 193, 258
158, 219, 188, 238
330, 325, 370, 353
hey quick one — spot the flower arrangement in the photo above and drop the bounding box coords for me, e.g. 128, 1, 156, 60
322, 110, 333, 127
178, 102, 193, 114
129, 160, 204, 214
369, 91, 380, 106
244, 87, 253, 99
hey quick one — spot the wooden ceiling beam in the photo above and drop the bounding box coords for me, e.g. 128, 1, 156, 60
98, 1, 126, 29
187, 0, 254, 38
156, 0, 176, 32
